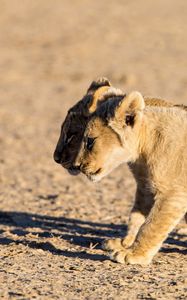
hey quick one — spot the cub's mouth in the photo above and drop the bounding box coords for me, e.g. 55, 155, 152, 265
84, 168, 103, 182
91, 168, 102, 175
60, 163, 80, 175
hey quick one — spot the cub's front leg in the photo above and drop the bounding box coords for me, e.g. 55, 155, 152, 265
110, 192, 186, 265
103, 185, 154, 251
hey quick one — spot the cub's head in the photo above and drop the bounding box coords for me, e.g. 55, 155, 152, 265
54, 77, 124, 174
75, 91, 145, 181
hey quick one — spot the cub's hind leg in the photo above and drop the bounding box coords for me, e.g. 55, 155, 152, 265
102, 185, 154, 251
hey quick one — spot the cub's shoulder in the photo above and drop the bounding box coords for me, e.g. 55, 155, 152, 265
144, 97, 187, 111
144, 97, 173, 107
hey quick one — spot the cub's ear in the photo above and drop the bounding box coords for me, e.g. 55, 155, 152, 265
86, 77, 112, 113
87, 77, 111, 94
115, 91, 145, 125
88, 85, 111, 113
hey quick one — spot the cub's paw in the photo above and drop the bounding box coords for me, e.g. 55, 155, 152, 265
102, 238, 125, 251
102, 235, 135, 251
110, 249, 151, 265
110, 248, 130, 264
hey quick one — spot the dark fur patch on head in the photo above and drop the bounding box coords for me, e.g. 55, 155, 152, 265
95, 95, 125, 121
68, 95, 93, 117
68, 78, 114, 117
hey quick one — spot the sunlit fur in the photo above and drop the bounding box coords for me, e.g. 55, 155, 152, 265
54, 77, 186, 174
75, 91, 187, 265
54, 77, 114, 173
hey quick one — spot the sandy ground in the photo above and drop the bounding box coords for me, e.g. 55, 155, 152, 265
0, 0, 186, 299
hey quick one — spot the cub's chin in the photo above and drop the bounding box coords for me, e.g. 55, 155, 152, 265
86, 170, 107, 182
86, 166, 116, 182
87, 174, 102, 182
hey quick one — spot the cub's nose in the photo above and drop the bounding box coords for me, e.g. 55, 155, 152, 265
53, 150, 62, 164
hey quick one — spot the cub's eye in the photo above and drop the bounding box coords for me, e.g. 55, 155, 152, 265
86, 137, 96, 151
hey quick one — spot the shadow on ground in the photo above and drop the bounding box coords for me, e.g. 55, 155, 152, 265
0, 211, 186, 261
0, 210, 126, 261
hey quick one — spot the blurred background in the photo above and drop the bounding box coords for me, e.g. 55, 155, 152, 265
0, 1, 186, 299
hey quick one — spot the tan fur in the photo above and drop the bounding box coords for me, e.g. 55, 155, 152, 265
54, 77, 183, 171
75, 91, 187, 265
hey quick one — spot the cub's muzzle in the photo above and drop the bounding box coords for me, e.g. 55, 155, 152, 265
53, 149, 62, 164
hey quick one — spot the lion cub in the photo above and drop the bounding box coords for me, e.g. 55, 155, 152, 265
54, 77, 175, 172
74, 90, 187, 265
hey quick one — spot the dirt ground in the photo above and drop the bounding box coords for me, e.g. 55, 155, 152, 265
0, 0, 186, 299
